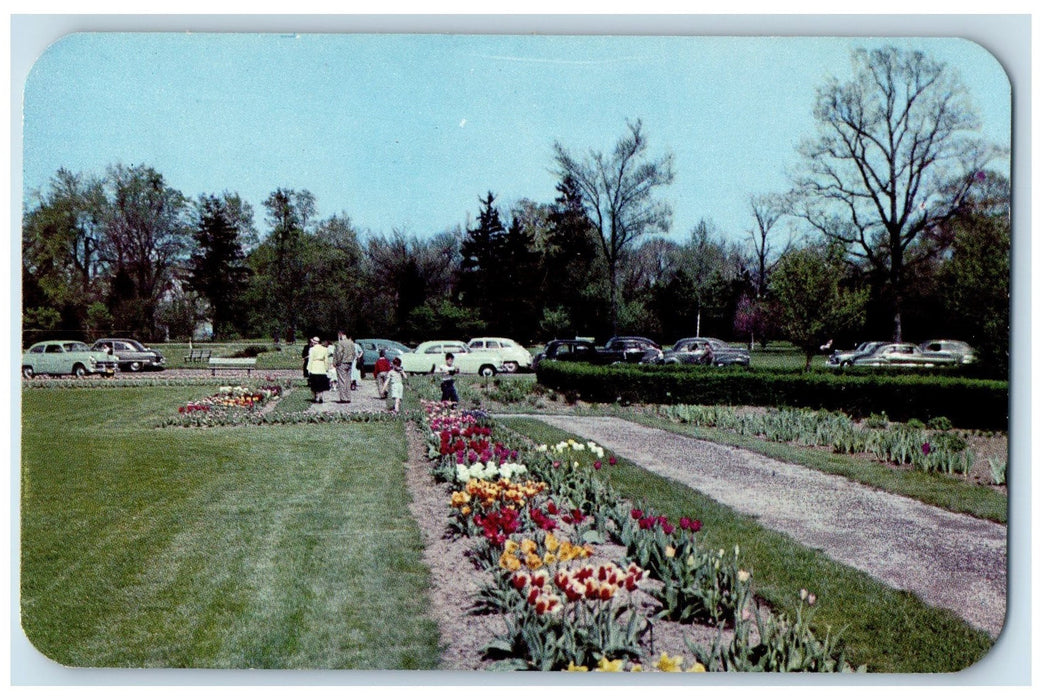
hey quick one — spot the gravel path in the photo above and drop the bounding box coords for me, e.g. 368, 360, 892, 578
513, 414, 1007, 639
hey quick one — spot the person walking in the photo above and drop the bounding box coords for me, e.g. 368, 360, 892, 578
306, 336, 331, 403
350, 338, 363, 391
373, 349, 392, 399
437, 352, 460, 405
385, 356, 407, 415
333, 331, 356, 403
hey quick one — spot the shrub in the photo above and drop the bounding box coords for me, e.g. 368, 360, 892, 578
536, 363, 1008, 431
231, 345, 269, 358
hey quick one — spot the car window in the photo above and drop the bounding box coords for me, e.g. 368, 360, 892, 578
448, 344, 467, 353
63, 342, 90, 352
470, 341, 485, 349
29, 345, 45, 354
45, 344, 63, 353
424, 345, 442, 354
487, 341, 501, 349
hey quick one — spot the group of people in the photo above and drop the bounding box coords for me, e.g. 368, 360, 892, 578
301, 333, 408, 413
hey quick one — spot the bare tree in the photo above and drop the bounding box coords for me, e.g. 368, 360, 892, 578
553, 119, 675, 335
747, 193, 792, 298
792, 45, 1005, 341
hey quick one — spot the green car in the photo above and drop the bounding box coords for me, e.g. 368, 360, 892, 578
21, 340, 118, 378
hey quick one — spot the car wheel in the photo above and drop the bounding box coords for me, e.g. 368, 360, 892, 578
840, 360, 852, 367
129, 361, 143, 372
479, 365, 496, 377
503, 361, 518, 373
22, 366, 34, 379
72, 364, 87, 378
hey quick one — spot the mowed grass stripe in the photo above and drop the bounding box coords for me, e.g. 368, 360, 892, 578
497, 417, 995, 674
20, 388, 439, 669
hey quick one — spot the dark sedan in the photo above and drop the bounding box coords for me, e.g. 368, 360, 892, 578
532, 339, 602, 370
91, 337, 165, 372
658, 337, 750, 367
601, 336, 663, 364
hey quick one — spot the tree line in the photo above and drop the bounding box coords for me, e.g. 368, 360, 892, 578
22, 46, 1010, 376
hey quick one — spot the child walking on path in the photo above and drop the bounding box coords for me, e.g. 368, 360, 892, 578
438, 352, 460, 405
385, 357, 407, 415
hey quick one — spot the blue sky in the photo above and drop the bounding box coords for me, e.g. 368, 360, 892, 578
22, 32, 1011, 245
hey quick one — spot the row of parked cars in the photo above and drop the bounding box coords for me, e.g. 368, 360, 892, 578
21, 338, 167, 378
826, 340, 977, 368
531, 336, 751, 370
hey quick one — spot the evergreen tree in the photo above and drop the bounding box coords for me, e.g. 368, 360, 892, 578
188, 194, 252, 338
458, 191, 507, 323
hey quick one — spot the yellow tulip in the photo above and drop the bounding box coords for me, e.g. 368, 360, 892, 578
595, 657, 624, 672
564, 661, 588, 672
654, 652, 683, 672
686, 662, 707, 672
544, 532, 560, 553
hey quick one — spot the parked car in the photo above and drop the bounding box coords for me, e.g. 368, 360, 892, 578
600, 336, 663, 364
532, 339, 602, 371
828, 341, 888, 367
356, 339, 410, 376
90, 338, 165, 372
22, 340, 118, 378
851, 342, 955, 368
918, 339, 977, 365
467, 337, 533, 373
398, 340, 505, 376
658, 337, 750, 367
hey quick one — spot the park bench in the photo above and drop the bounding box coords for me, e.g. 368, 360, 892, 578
208, 357, 257, 376
184, 348, 212, 362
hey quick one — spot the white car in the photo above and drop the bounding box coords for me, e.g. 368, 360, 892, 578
467, 337, 533, 372
399, 340, 506, 376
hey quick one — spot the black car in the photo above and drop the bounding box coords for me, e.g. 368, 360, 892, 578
532, 339, 602, 371
659, 337, 750, 367
601, 336, 663, 364
91, 337, 166, 372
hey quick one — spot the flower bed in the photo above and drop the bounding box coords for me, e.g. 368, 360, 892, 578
417, 400, 862, 672
658, 404, 981, 479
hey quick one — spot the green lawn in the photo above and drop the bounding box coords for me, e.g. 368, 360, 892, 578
496, 417, 997, 674
20, 386, 439, 669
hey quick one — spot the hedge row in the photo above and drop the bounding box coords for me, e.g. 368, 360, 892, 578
535, 363, 1009, 431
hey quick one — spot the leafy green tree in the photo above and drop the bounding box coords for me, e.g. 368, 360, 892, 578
793, 45, 1005, 342
937, 171, 1010, 377
251, 187, 316, 343
553, 119, 675, 334
770, 244, 869, 370
405, 298, 486, 341
100, 164, 191, 340
22, 168, 107, 331
187, 194, 254, 338
365, 229, 459, 338
298, 213, 366, 337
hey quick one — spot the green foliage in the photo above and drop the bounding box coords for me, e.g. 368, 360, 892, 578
536, 362, 1008, 430
693, 594, 862, 672
769, 245, 868, 370
988, 458, 1007, 486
